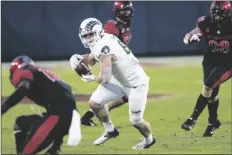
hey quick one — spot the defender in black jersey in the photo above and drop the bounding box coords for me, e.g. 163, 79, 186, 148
181, 1, 232, 137
1, 55, 80, 154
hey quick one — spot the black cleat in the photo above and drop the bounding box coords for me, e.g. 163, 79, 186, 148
81, 111, 96, 126
81, 117, 96, 126
181, 117, 197, 131
203, 120, 221, 137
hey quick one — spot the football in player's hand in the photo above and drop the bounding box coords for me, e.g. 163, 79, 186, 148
75, 59, 92, 77
70, 54, 92, 77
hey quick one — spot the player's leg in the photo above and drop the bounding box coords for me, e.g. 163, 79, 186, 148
81, 97, 127, 126
45, 137, 63, 155
208, 87, 220, 124
202, 65, 232, 136
181, 64, 214, 131
21, 114, 62, 154
89, 79, 125, 145
182, 64, 232, 131
13, 114, 43, 154
127, 84, 156, 149
203, 87, 221, 137
46, 110, 76, 154
107, 96, 128, 111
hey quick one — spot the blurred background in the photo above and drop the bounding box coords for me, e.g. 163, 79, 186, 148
1, 1, 211, 62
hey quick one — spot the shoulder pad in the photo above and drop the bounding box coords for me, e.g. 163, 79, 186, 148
196, 15, 211, 31
197, 15, 211, 24
12, 69, 34, 88
104, 20, 119, 36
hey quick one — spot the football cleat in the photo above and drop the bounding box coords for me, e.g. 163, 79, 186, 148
93, 128, 119, 145
132, 137, 156, 150
203, 120, 221, 137
81, 111, 96, 126
181, 117, 197, 131
81, 117, 96, 126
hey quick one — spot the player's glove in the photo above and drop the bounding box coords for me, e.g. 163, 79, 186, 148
70, 54, 84, 70
183, 33, 202, 44
190, 33, 202, 43
81, 74, 97, 82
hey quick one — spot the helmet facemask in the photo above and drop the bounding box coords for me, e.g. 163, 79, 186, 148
116, 9, 133, 23
211, 1, 231, 24
114, 1, 134, 24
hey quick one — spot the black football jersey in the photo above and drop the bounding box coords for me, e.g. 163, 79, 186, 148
196, 15, 232, 65
11, 66, 76, 113
104, 20, 132, 45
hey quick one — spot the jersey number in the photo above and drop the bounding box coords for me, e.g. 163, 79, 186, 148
39, 68, 60, 82
111, 35, 131, 55
208, 40, 230, 53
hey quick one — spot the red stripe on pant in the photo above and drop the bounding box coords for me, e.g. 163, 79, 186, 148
23, 115, 60, 154
212, 67, 232, 89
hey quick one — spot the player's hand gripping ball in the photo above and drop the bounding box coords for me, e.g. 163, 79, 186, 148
70, 54, 92, 77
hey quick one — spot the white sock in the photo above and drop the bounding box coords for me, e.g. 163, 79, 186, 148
102, 121, 115, 132
145, 134, 153, 144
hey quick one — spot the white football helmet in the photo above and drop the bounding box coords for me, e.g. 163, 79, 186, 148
79, 18, 104, 48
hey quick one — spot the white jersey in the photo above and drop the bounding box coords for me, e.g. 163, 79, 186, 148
90, 33, 149, 87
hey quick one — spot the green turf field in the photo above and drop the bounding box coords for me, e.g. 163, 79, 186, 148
1, 61, 231, 154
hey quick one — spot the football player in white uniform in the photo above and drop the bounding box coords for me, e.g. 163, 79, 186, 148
71, 18, 156, 149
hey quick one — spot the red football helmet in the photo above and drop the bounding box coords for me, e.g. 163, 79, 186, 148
210, 1, 231, 23
10, 55, 34, 78
113, 1, 134, 24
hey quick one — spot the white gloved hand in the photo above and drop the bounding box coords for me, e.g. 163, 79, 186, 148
189, 33, 202, 44
81, 74, 97, 82
70, 54, 84, 70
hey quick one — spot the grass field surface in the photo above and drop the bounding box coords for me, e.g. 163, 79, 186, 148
1, 57, 231, 154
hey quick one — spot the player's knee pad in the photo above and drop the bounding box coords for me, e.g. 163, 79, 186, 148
209, 95, 219, 103
201, 86, 213, 98
129, 113, 144, 125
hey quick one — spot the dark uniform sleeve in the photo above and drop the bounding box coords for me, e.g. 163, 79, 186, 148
196, 15, 209, 34
1, 69, 33, 115
104, 21, 119, 36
